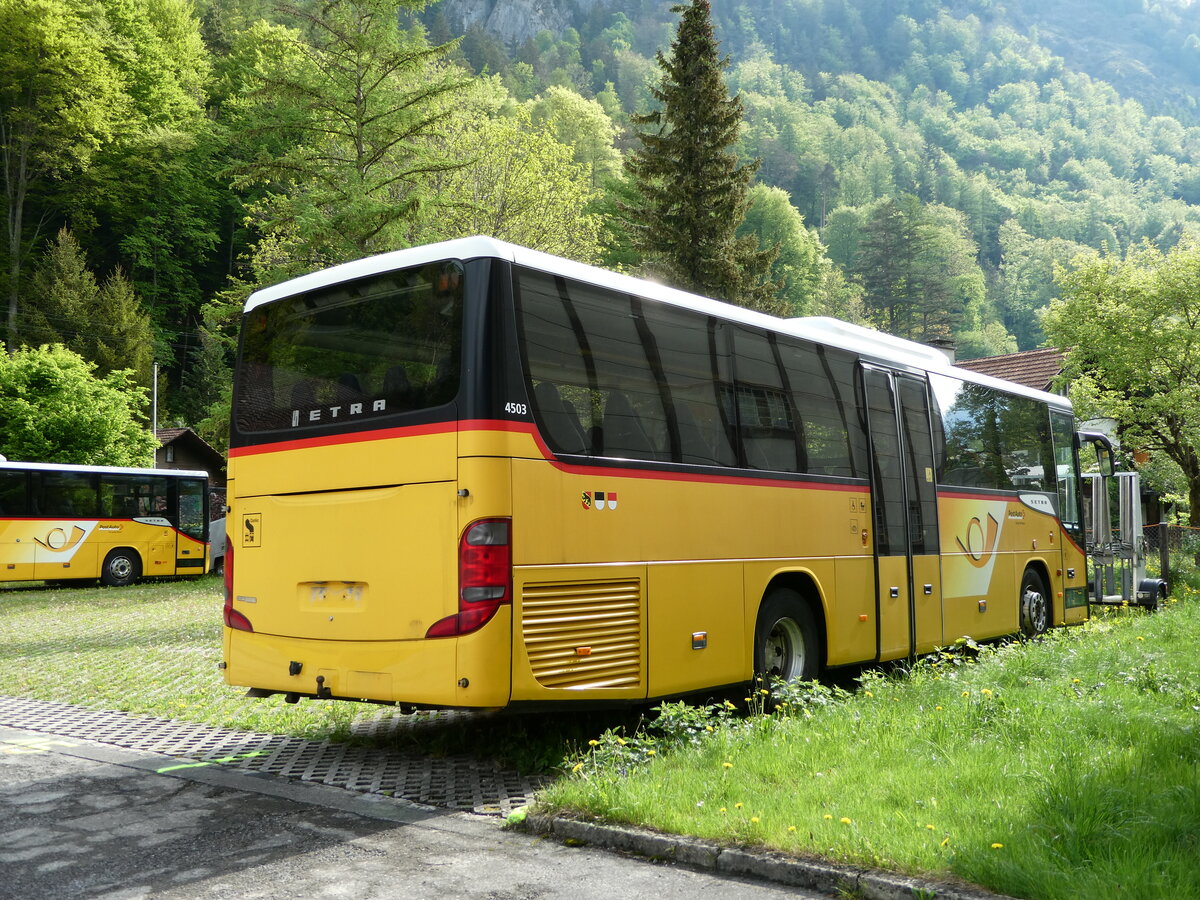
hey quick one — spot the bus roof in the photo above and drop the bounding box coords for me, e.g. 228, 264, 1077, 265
0, 460, 209, 480
245, 236, 1071, 411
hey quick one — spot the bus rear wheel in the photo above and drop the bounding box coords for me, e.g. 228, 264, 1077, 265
1020, 568, 1049, 637
754, 588, 819, 683
101, 549, 141, 587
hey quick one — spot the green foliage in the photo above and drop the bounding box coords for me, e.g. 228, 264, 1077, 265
623, 1, 780, 312
1045, 238, 1200, 525
0, 0, 128, 346
738, 184, 826, 315
231, 0, 468, 280
0, 343, 156, 465
416, 86, 604, 260
857, 195, 988, 342
22, 229, 154, 387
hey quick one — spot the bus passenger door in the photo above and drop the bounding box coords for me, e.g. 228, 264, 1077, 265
863, 368, 943, 659
174, 478, 209, 572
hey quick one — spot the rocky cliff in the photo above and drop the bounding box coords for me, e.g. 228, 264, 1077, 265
437, 0, 612, 46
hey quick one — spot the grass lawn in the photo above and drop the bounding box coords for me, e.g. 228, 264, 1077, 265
3, 573, 1197, 898
539, 593, 1200, 900
0, 575, 369, 739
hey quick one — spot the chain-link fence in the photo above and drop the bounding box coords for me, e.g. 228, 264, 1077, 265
1142, 523, 1200, 586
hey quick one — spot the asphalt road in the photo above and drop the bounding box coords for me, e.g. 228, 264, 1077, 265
0, 726, 828, 900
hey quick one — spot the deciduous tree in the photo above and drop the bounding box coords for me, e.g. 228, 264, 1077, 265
0, 343, 156, 465
1045, 239, 1200, 525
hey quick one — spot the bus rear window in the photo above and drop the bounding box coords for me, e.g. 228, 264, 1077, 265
235, 261, 463, 433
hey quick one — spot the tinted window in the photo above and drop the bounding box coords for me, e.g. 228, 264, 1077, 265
641, 303, 737, 466
178, 479, 207, 540
0, 471, 28, 515
898, 376, 939, 554
34, 472, 98, 517
99, 475, 170, 518
236, 261, 463, 433
779, 338, 861, 477
865, 370, 907, 556
1051, 410, 1081, 535
931, 373, 1055, 493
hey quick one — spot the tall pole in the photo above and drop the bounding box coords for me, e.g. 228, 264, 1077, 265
152, 361, 158, 435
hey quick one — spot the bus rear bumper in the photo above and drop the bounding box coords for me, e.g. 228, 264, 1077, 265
222, 610, 513, 708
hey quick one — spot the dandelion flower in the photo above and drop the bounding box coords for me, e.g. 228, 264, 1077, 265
864, 690, 874, 697
941, 837, 951, 847
823, 814, 833, 820
588, 739, 599, 746
646, 749, 656, 756
722, 761, 734, 769
720, 807, 727, 813
926, 824, 936, 831
1136, 636, 1145, 641
760, 689, 770, 695
991, 843, 1004, 849
934, 705, 943, 711
572, 762, 584, 774
981, 688, 993, 696
788, 826, 797, 833
962, 690, 970, 697
705, 725, 714, 732
751, 817, 760, 824
840, 817, 852, 825
1072, 678, 1081, 684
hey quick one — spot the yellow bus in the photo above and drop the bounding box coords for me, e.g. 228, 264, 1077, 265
224, 236, 1099, 709
0, 461, 210, 586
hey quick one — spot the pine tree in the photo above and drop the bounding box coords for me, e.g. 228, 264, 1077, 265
622, 0, 779, 312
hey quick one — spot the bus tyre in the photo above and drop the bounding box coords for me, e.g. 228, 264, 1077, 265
1020, 569, 1049, 637
754, 589, 819, 683
101, 549, 141, 587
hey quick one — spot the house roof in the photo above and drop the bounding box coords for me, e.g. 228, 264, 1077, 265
955, 348, 1065, 393
155, 428, 226, 474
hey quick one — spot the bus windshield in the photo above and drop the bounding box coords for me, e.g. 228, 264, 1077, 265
235, 260, 464, 434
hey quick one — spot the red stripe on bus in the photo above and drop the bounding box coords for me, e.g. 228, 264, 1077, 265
228, 422, 457, 456
229, 420, 868, 493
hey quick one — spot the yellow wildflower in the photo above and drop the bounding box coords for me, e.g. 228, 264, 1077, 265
935, 705, 943, 711
722, 761, 734, 769
864, 690, 874, 697
572, 762, 584, 774
823, 814, 833, 820
991, 843, 1004, 849
646, 749, 656, 756
588, 739, 599, 746
840, 817, 852, 825
751, 817, 760, 824
980, 688, 993, 696
788, 826, 797, 833
735, 802, 744, 809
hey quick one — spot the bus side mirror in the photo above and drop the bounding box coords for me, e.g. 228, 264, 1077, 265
1077, 431, 1115, 477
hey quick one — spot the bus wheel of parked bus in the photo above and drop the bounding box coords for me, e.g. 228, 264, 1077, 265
101, 549, 141, 587
1020, 568, 1049, 637
754, 588, 820, 682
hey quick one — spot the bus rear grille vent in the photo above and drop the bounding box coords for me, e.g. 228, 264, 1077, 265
521, 579, 642, 690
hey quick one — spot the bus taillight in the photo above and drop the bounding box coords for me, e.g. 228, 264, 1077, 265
222, 543, 253, 632
426, 518, 512, 638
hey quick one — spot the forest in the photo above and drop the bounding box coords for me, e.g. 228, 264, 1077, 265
5, 0, 1200, 454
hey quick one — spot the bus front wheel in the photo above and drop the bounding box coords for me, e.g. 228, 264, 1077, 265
1020, 568, 1049, 636
753, 588, 819, 682
102, 549, 141, 587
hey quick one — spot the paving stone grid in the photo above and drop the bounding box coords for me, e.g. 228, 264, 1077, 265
0, 696, 548, 815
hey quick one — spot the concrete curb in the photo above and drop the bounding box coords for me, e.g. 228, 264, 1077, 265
524, 814, 1013, 900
